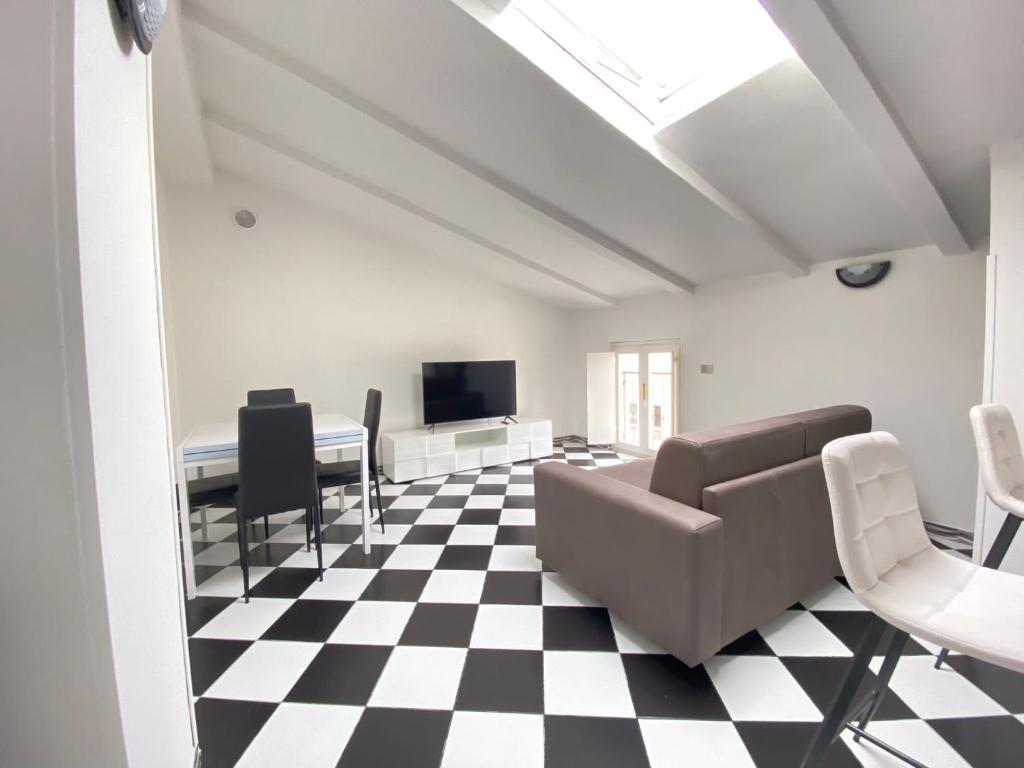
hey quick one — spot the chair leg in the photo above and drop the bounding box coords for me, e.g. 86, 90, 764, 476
936, 513, 1021, 667
801, 615, 887, 768
199, 506, 209, 541
304, 507, 311, 553
263, 513, 269, 540
339, 485, 345, 512
238, 514, 250, 603
312, 504, 324, 581
855, 628, 909, 740
374, 472, 385, 533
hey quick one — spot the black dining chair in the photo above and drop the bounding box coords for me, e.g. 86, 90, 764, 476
185, 471, 239, 541
317, 389, 385, 533
247, 388, 296, 406
236, 402, 323, 602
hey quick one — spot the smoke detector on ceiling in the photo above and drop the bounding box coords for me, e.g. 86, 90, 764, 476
234, 210, 257, 229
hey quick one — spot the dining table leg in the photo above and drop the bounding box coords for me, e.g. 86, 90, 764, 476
176, 451, 196, 599
361, 431, 371, 554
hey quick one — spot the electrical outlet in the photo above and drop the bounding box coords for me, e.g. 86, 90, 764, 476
700, 364, 715, 374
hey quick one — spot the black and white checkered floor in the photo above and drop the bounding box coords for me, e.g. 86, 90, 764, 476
186, 446, 1024, 768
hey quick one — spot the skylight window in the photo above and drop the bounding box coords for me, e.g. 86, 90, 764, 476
508, 0, 796, 124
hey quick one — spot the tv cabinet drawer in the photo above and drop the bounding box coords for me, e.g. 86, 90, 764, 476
427, 433, 455, 455
481, 445, 510, 466
507, 423, 532, 445
530, 421, 552, 440
426, 453, 456, 478
509, 442, 530, 463
456, 448, 482, 472
387, 458, 426, 483
530, 439, 553, 459
389, 436, 426, 462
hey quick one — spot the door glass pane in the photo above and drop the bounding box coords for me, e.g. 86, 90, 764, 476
647, 351, 673, 450
617, 353, 640, 446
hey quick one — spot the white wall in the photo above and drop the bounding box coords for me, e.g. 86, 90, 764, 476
0, 2, 193, 766
570, 248, 986, 529
160, 175, 576, 443
978, 138, 1024, 572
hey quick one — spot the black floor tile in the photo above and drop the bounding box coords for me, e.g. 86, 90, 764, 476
735, 722, 859, 768
470, 485, 508, 496
188, 638, 251, 696
260, 599, 352, 642
318, 526, 363, 545
195, 698, 276, 768
811, 611, 929, 656
401, 484, 443, 495
946, 655, 1024, 714
184, 596, 235, 635
338, 708, 451, 768
718, 629, 773, 656
445, 474, 478, 484
929, 716, 1024, 768
480, 572, 542, 605
502, 496, 535, 509
455, 649, 544, 714
195, 565, 229, 586
427, 495, 469, 508
223, 523, 286, 543
545, 716, 650, 768
399, 603, 477, 647
495, 526, 535, 545
481, 465, 512, 475
507, 475, 534, 484
359, 569, 430, 601
622, 654, 730, 719
402, 525, 454, 544
244, 543, 303, 567
567, 459, 597, 467
457, 510, 502, 525
333, 544, 396, 569
543, 606, 617, 651
781, 657, 916, 721
246, 567, 321, 599
436, 545, 492, 570
285, 644, 392, 706
377, 508, 422, 524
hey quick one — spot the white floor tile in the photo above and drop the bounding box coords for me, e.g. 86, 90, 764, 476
488, 546, 542, 572
447, 525, 498, 546
464, 495, 504, 509
476, 475, 510, 485
378, 484, 407, 496
328, 601, 415, 645
333, 509, 365, 525
610, 613, 666, 654
192, 506, 234, 524
415, 475, 448, 484
470, 605, 543, 650
640, 720, 755, 768
801, 581, 864, 611
369, 646, 467, 710
280, 544, 348, 568
416, 509, 464, 525
193, 542, 249, 567
504, 484, 535, 496
267, 525, 312, 544
388, 495, 432, 510
299, 568, 376, 601
419, 570, 486, 604
499, 509, 535, 526
191, 523, 235, 543
196, 566, 273, 599
192, 597, 293, 640
381, 544, 444, 570
758, 610, 852, 657
236, 703, 362, 768
441, 712, 543, 768
541, 572, 599, 607
436, 485, 472, 496
543, 651, 635, 717
873, 654, 1007, 719
839, 719, 972, 767
204, 640, 320, 702
704, 656, 821, 721
510, 466, 533, 475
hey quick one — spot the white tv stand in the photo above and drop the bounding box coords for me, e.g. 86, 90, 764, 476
382, 417, 553, 483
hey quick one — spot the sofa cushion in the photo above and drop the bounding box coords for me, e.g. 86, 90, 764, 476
593, 458, 654, 489
650, 417, 805, 508
797, 405, 872, 457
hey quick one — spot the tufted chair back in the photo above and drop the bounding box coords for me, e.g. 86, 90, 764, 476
971, 404, 1024, 518
820, 432, 932, 595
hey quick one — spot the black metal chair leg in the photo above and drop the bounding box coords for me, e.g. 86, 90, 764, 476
374, 472, 385, 533
238, 514, 250, 603
936, 513, 1021, 667
304, 507, 311, 552
855, 628, 909, 740
802, 615, 887, 768
313, 501, 324, 581
263, 513, 269, 540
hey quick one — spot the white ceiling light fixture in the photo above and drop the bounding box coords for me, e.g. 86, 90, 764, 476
504, 0, 796, 125
233, 209, 257, 229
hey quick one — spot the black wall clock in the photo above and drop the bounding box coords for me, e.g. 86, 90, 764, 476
116, 0, 166, 54
836, 261, 891, 289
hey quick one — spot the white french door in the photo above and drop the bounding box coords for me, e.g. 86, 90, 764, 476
614, 342, 679, 455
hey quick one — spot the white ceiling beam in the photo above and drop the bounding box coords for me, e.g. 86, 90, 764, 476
759, 0, 971, 256
182, 3, 694, 294
204, 111, 618, 308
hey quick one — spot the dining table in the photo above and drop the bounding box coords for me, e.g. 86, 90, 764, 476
175, 412, 371, 599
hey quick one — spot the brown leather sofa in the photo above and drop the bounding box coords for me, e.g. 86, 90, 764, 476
535, 405, 871, 666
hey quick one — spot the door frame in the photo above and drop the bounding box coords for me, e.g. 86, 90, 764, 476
611, 340, 680, 456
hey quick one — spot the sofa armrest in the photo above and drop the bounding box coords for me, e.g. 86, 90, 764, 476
535, 462, 724, 666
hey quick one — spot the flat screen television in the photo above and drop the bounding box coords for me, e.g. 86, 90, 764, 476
422, 360, 517, 425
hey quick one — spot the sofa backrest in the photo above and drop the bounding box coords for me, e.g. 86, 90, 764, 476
649, 405, 871, 509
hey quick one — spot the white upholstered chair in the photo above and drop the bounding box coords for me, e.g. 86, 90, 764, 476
802, 430, 1024, 768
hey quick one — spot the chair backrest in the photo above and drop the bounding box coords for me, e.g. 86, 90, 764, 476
820, 431, 931, 595
247, 388, 296, 406
363, 389, 383, 468
971, 403, 1024, 517
237, 402, 317, 521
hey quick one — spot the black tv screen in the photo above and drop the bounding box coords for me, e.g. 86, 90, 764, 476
422, 361, 517, 425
